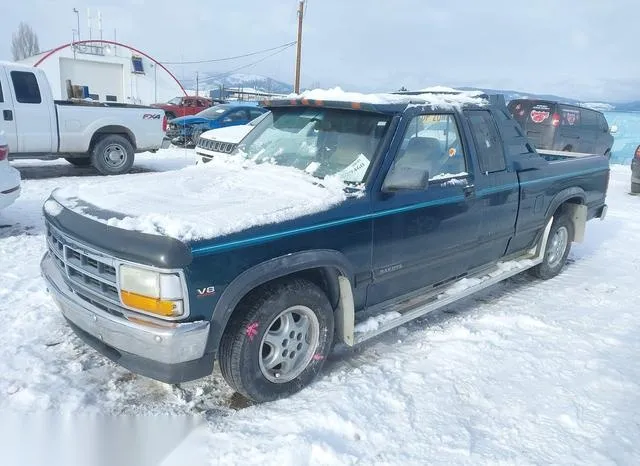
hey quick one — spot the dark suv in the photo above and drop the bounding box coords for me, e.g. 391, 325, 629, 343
508, 99, 614, 157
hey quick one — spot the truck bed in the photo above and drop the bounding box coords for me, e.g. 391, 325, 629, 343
54, 99, 156, 110
538, 149, 604, 161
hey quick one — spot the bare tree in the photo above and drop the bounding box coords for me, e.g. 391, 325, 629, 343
11, 22, 40, 61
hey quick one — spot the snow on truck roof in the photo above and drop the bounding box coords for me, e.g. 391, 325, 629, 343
264, 86, 489, 112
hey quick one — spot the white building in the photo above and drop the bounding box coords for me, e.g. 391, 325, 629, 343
18, 40, 185, 106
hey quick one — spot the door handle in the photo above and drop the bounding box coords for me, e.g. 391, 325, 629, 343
3, 110, 12, 121
463, 184, 475, 199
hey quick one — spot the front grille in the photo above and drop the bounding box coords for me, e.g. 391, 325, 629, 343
196, 138, 236, 154
46, 223, 120, 304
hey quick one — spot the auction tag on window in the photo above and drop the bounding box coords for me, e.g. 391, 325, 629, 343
335, 154, 370, 182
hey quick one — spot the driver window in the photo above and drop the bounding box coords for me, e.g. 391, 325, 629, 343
391, 114, 466, 181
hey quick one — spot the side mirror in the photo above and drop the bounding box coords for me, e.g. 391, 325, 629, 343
609, 125, 618, 134
382, 166, 429, 192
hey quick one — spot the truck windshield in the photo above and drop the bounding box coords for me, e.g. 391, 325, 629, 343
235, 107, 391, 183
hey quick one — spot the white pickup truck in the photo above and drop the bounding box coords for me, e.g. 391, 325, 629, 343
0, 61, 169, 175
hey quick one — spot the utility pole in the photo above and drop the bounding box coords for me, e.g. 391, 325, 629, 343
88, 7, 92, 41
73, 8, 80, 41
196, 72, 199, 97
294, 0, 304, 94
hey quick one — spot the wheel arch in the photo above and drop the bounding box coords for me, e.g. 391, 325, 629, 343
89, 126, 137, 153
206, 250, 356, 355
545, 187, 588, 243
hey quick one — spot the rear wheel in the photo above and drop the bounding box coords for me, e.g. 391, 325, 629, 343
631, 182, 640, 194
530, 214, 574, 279
91, 134, 135, 176
219, 279, 334, 403
65, 157, 92, 167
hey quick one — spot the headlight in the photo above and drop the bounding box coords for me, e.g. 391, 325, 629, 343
118, 265, 185, 318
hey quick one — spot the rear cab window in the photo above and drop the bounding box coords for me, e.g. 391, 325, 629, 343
465, 110, 507, 173
10, 71, 42, 104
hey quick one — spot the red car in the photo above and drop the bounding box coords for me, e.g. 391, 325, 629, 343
152, 96, 214, 120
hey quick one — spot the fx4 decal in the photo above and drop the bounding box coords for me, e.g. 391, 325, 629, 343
196, 286, 216, 298
143, 113, 162, 120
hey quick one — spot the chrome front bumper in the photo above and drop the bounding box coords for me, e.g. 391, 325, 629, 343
41, 253, 209, 365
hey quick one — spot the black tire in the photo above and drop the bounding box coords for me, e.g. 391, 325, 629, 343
530, 214, 574, 280
219, 279, 334, 403
91, 134, 135, 176
631, 182, 640, 194
64, 157, 92, 167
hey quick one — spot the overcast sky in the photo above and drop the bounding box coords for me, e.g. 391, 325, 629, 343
2, 0, 639, 102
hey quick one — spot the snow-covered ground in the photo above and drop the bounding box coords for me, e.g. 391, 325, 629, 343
0, 150, 639, 465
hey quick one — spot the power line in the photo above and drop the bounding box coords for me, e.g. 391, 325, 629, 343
197, 42, 297, 84
160, 41, 297, 65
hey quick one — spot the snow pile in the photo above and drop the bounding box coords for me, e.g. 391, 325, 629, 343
431, 172, 468, 181
53, 156, 348, 242
354, 311, 402, 334
287, 87, 487, 109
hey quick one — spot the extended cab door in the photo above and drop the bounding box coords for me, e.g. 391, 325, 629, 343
367, 111, 482, 306
6, 67, 55, 153
462, 109, 519, 266
0, 67, 18, 152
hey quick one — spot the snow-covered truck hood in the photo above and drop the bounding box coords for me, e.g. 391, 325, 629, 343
49, 158, 348, 243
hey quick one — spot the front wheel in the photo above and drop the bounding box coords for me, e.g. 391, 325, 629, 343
91, 134, 135, 176
219, 279, 334, 403
530, 214, 574, 279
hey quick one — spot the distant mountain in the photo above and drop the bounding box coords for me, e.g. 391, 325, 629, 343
180, 73, 293, 95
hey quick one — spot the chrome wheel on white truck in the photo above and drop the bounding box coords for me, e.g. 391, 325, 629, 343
91, 135, 135, 176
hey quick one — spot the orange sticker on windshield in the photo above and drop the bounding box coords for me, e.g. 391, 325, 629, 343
449, 148, 456, 157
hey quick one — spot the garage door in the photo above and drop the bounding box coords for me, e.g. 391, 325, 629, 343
59, 57, 123, 102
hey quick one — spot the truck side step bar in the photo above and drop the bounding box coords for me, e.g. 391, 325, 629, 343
351, 219, 554, 345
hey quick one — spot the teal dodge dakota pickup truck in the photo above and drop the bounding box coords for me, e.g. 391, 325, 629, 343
41, 89, 609, 402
